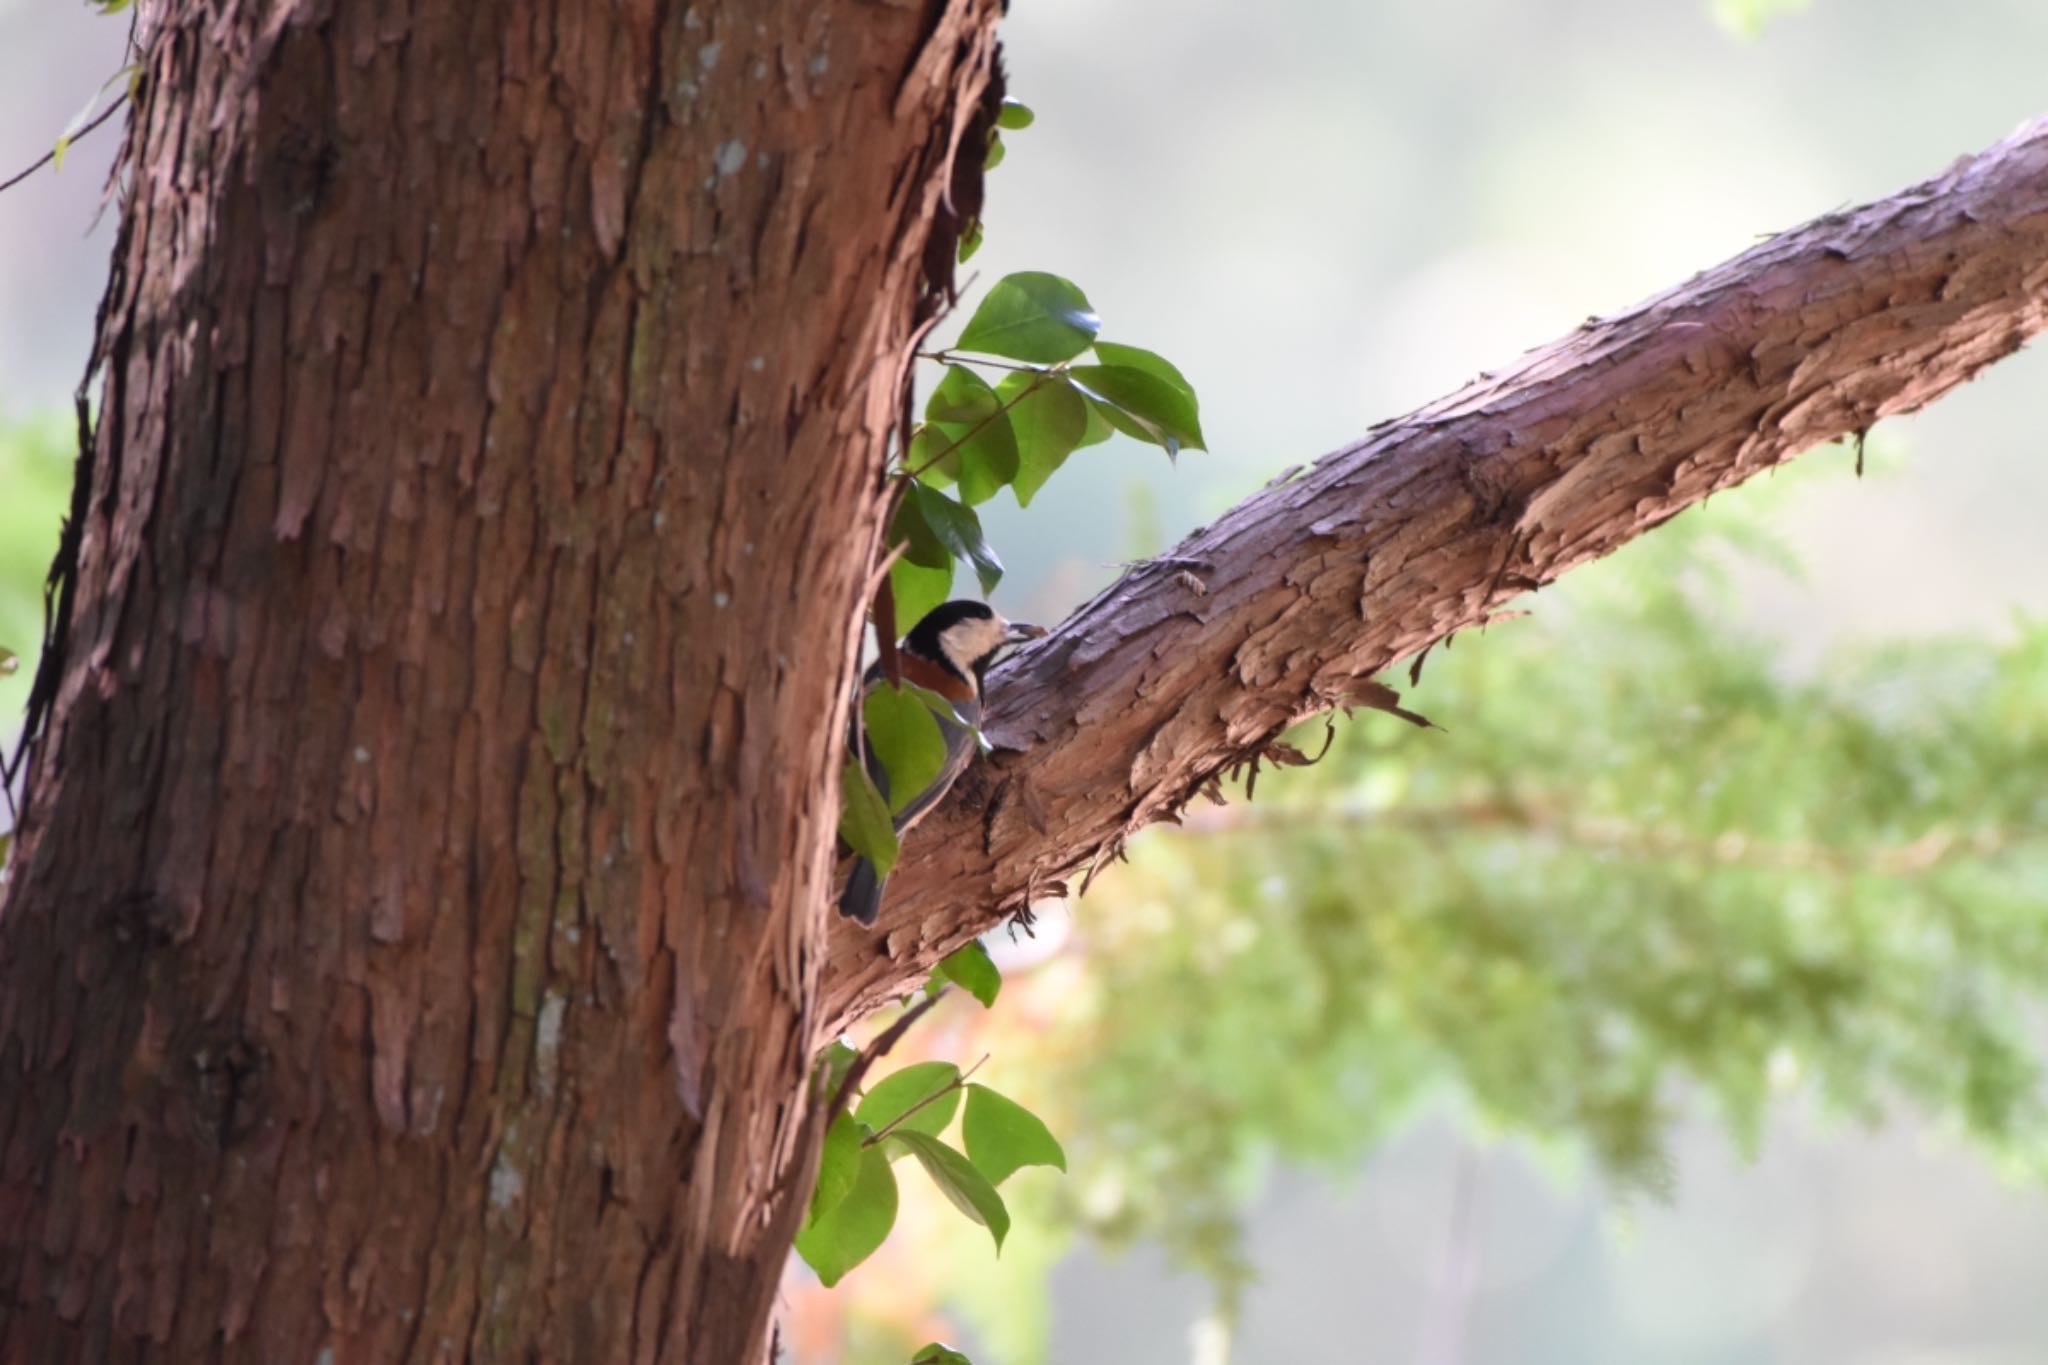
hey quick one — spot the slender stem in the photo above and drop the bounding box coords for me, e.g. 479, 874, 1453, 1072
826, 990, 945, 1119
0, 96, 128, 197
916, 350, 1050, 375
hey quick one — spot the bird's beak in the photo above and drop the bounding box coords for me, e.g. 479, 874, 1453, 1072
1004, 621, 1048, 644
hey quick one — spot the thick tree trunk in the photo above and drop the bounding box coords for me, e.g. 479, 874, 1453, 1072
0, 2, 1000, 1361
821, 114, 2048, 1033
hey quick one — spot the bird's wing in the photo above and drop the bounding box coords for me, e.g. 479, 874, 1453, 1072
891, 702, 980, 835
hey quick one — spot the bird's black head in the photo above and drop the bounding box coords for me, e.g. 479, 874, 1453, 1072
903, 600, 1046, 684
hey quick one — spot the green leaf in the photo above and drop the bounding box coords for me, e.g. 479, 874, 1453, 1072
910, 442, 960, 490
938, 941, 1002, 1008
856, 1061, 964, 1141
838, 759, 898, 879
923, 367, 1019, 505
892, 486, 952, 567
908, 483, 1003, 595
816, 1038, 859, 1098
912, 1345, 975, 1365
892, 1131, 1011, 1252
925, 364, 999, 425
794, 1144, 898, 1287
997, 373, 1089, 508
996, 99, 1035, 130
958, 220, 984, 264
864, 682, 949, 817
984, 132, 1006, 171
954, 272, 1100, 364
891, 557, 954, 636
962, 1084, 1067, 1185
1069, 363, 1206, 456
1074, 395, 1116, 449
807, 1112, 865, 1228
1092, 341, 1200, 406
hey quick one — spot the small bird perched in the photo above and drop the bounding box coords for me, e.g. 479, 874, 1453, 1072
838, 599, 1045, 925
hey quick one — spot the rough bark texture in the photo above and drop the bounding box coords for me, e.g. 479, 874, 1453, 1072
0, 1, 1001, 1361
821, 114, 2048, 1034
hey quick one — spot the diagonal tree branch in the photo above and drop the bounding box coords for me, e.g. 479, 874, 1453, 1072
821, 114, 2048, 1034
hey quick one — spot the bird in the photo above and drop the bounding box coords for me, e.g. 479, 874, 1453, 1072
837, 599, 1045, 925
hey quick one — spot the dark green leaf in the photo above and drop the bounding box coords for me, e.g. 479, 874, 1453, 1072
925, 365, 1000, 425
891, 557, 954, 634
856, 1061, 963, 1141
892, 484, 952, 567
816, 1038, 859, 1099
955, 272, 1100, 364
1074, 395, 1116, 449
1092, 341, 1200, 405
1080, 395, 1168, 453
922, 367, 1019, 506
912, 1345, 975, 1365
938, 941, 1002, 1008
892, 1131, 1011, 1251
864, 682, 949, 817
838, 760, 898, 879
908, 484, 1003, 594
996, 99, 1035, 130
996, 372, 1089, 508
963, 1084, 1067, 1185
946, 422, 1012, 505
1069, 363, 1206, 455
984, 132, 1006, 171
907, 427, 961, 490
958, 220, 984, 264
794, 1144, 898, 1286
807, 1112, 864, 1227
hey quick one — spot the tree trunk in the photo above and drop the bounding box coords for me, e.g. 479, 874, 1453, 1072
6, 0, 2046, 1353
0, 2, 1001, 1361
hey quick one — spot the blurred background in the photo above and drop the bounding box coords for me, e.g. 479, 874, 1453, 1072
4, 0, 2047, 1361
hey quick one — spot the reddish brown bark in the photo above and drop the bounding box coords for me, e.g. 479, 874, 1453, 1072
819, 114, 2048, 1035
0, 1, 1002, 1362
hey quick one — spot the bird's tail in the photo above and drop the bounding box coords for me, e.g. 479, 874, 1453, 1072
837, 858, 885, 925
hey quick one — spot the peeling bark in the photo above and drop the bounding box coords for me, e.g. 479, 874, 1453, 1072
821, 114, 2048, 1034
0, 1, 1002, 1361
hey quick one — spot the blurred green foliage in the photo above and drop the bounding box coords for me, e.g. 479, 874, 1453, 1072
0, 413, 71, 736
929, 449, 2048, 1360
1713, 0, 1812, 39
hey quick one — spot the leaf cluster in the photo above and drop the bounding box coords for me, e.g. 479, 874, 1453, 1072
837, 101, 1206, 876
797, 948, 1066, 1295
840, 271, 1205, 870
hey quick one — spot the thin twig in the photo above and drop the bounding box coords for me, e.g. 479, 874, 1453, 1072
826, 989, 947, 1120
917, 350, 1049, 375
860, 1053, 989, 1147
0, 97, 128, 197
901, 370, 1055, 481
